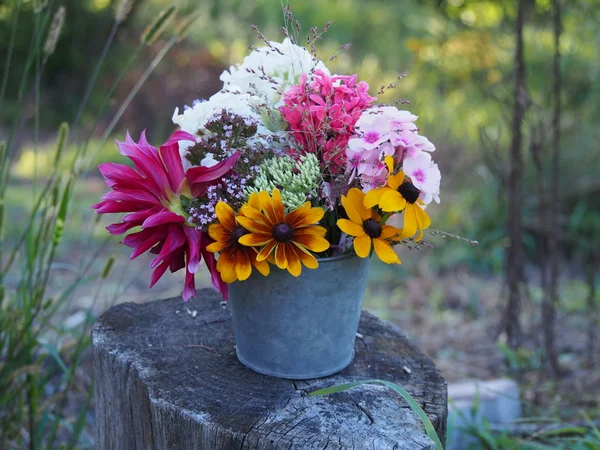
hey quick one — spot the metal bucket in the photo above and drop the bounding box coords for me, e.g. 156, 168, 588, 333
228, 253, 371, 379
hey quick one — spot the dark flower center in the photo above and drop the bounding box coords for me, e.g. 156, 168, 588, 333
398, 181, 420, 204
272, 223, 294, 243
363, 219, 382, 239
232, 226, 250, 244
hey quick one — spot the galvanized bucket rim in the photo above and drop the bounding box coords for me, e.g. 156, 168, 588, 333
315, 252, 357, 263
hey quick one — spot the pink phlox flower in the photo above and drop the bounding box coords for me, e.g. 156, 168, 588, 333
403, 151, 441, 205
92, 131, 230, 301
280, 69, 375, 175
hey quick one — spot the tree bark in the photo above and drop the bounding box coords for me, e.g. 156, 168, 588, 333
505, 0, 527, 350
92, 290, 448, 450
544, 0, 563, 375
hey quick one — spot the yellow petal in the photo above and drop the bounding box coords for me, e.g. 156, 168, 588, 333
341, 193, 363, 225
293, 232, 330, 253
245, 192, 261, 211
387, 170, 405, 190
250, 251, 270, 276
239, 205, 270, 225
295, 246, 319, 269
400, 205, 418, 239
205, 241, 229, 253
208, 223, 230, 243
353, 234, 371, 258
216, 250, 237, 283
373, 238, 401, 264
337, 218, 365, 237
274, 243, 288, 269
385, 155, 395, 173
256, 240, 277, 261
284, 244, 302, 277
347, 188, 371, 221
271, 189, 285, 223
379, 190, 407, 212
236, 216, 272, 234
235, 249, 253, 281
380, 225, 402, 241
238, 233, 273, 247
284, 202, 311, 228
364, 188, 386, 209
215, 202, 236, 231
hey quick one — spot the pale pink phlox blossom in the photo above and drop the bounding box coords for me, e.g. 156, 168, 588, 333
402, 151, 441, 204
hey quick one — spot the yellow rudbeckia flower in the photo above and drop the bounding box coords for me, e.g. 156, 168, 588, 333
337, 188, 402, 264
206, 193, 270, 283
364, 156, 431, 241
236, 189, 330, 277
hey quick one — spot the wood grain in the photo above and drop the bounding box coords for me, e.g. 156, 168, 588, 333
93, 289, 447, 449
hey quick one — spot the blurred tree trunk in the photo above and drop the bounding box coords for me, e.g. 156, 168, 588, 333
504, 0, 527, 349
544, 0, 562, 375
586, 260, 597, 367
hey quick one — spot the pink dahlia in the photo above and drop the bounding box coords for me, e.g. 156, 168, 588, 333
93, 131, 238, 301
280, 69, 375, 175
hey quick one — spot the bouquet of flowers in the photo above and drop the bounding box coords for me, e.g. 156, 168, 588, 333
93, 27, 441, 302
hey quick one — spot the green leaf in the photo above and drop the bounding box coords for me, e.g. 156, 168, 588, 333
309, 379, 444, 450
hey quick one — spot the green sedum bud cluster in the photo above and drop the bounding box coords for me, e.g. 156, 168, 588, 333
246, 154, 321, 211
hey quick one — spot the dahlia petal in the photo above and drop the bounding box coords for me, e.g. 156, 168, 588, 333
93, 200, 144, 214
353, 234, 371, 258
184, 226, 201, 273
159, 142, 185, 194
202, 245, 228, 299
102, 189, 160, 205
106, 221, 136, 235
142, 211, 185, 228
149, 261, 169, 288
182, 269, 196, 301
164, 130, 196, 146
127, 233, 163, 260
373, 238, 401, 264
186, 151, 240, 184
337, 219, 364, 237
150, 226, 186, 269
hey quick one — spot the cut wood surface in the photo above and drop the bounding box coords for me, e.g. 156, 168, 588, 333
92, 289, 447, 450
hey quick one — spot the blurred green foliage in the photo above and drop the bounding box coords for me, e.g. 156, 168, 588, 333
2, 0, 599, 274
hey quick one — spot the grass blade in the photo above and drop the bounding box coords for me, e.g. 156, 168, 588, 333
309, 379, 444, 450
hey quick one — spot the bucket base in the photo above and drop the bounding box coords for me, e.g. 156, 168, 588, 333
235, 348, 355, 380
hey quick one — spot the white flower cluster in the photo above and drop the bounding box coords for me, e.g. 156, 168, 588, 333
220, 38, 329, 106
246, 154, 321, 211
173, 39, 325, 170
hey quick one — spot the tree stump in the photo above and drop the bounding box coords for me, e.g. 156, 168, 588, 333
92, 289, 447, 450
